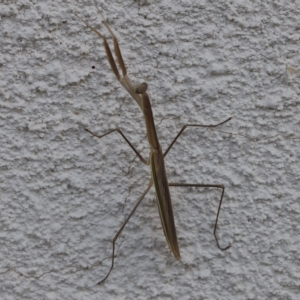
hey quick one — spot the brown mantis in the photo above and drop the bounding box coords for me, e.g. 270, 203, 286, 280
75, 3, 231, 285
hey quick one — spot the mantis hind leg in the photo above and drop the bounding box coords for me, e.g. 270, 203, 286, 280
98, 180, 153, 285
168, 183, 231, 251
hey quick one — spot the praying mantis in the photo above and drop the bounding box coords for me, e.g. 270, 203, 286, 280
75, 2, 231, 285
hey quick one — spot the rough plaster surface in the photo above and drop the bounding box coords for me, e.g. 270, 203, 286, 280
1, 0, 300, 299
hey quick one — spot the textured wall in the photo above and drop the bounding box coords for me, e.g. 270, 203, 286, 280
1, 0, 300, 299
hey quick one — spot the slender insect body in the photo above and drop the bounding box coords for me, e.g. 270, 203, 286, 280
138, 86, 180, 258
75, 2, 231, 284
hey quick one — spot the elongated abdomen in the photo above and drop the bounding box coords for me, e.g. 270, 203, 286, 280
151, 147, 180, 260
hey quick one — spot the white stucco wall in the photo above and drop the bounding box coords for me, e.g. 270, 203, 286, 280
1, 0, 300, 299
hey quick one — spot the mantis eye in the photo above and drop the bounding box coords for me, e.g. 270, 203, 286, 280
134, 82, 148, 94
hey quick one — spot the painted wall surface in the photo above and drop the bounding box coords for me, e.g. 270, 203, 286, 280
1, 1, 300, 299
